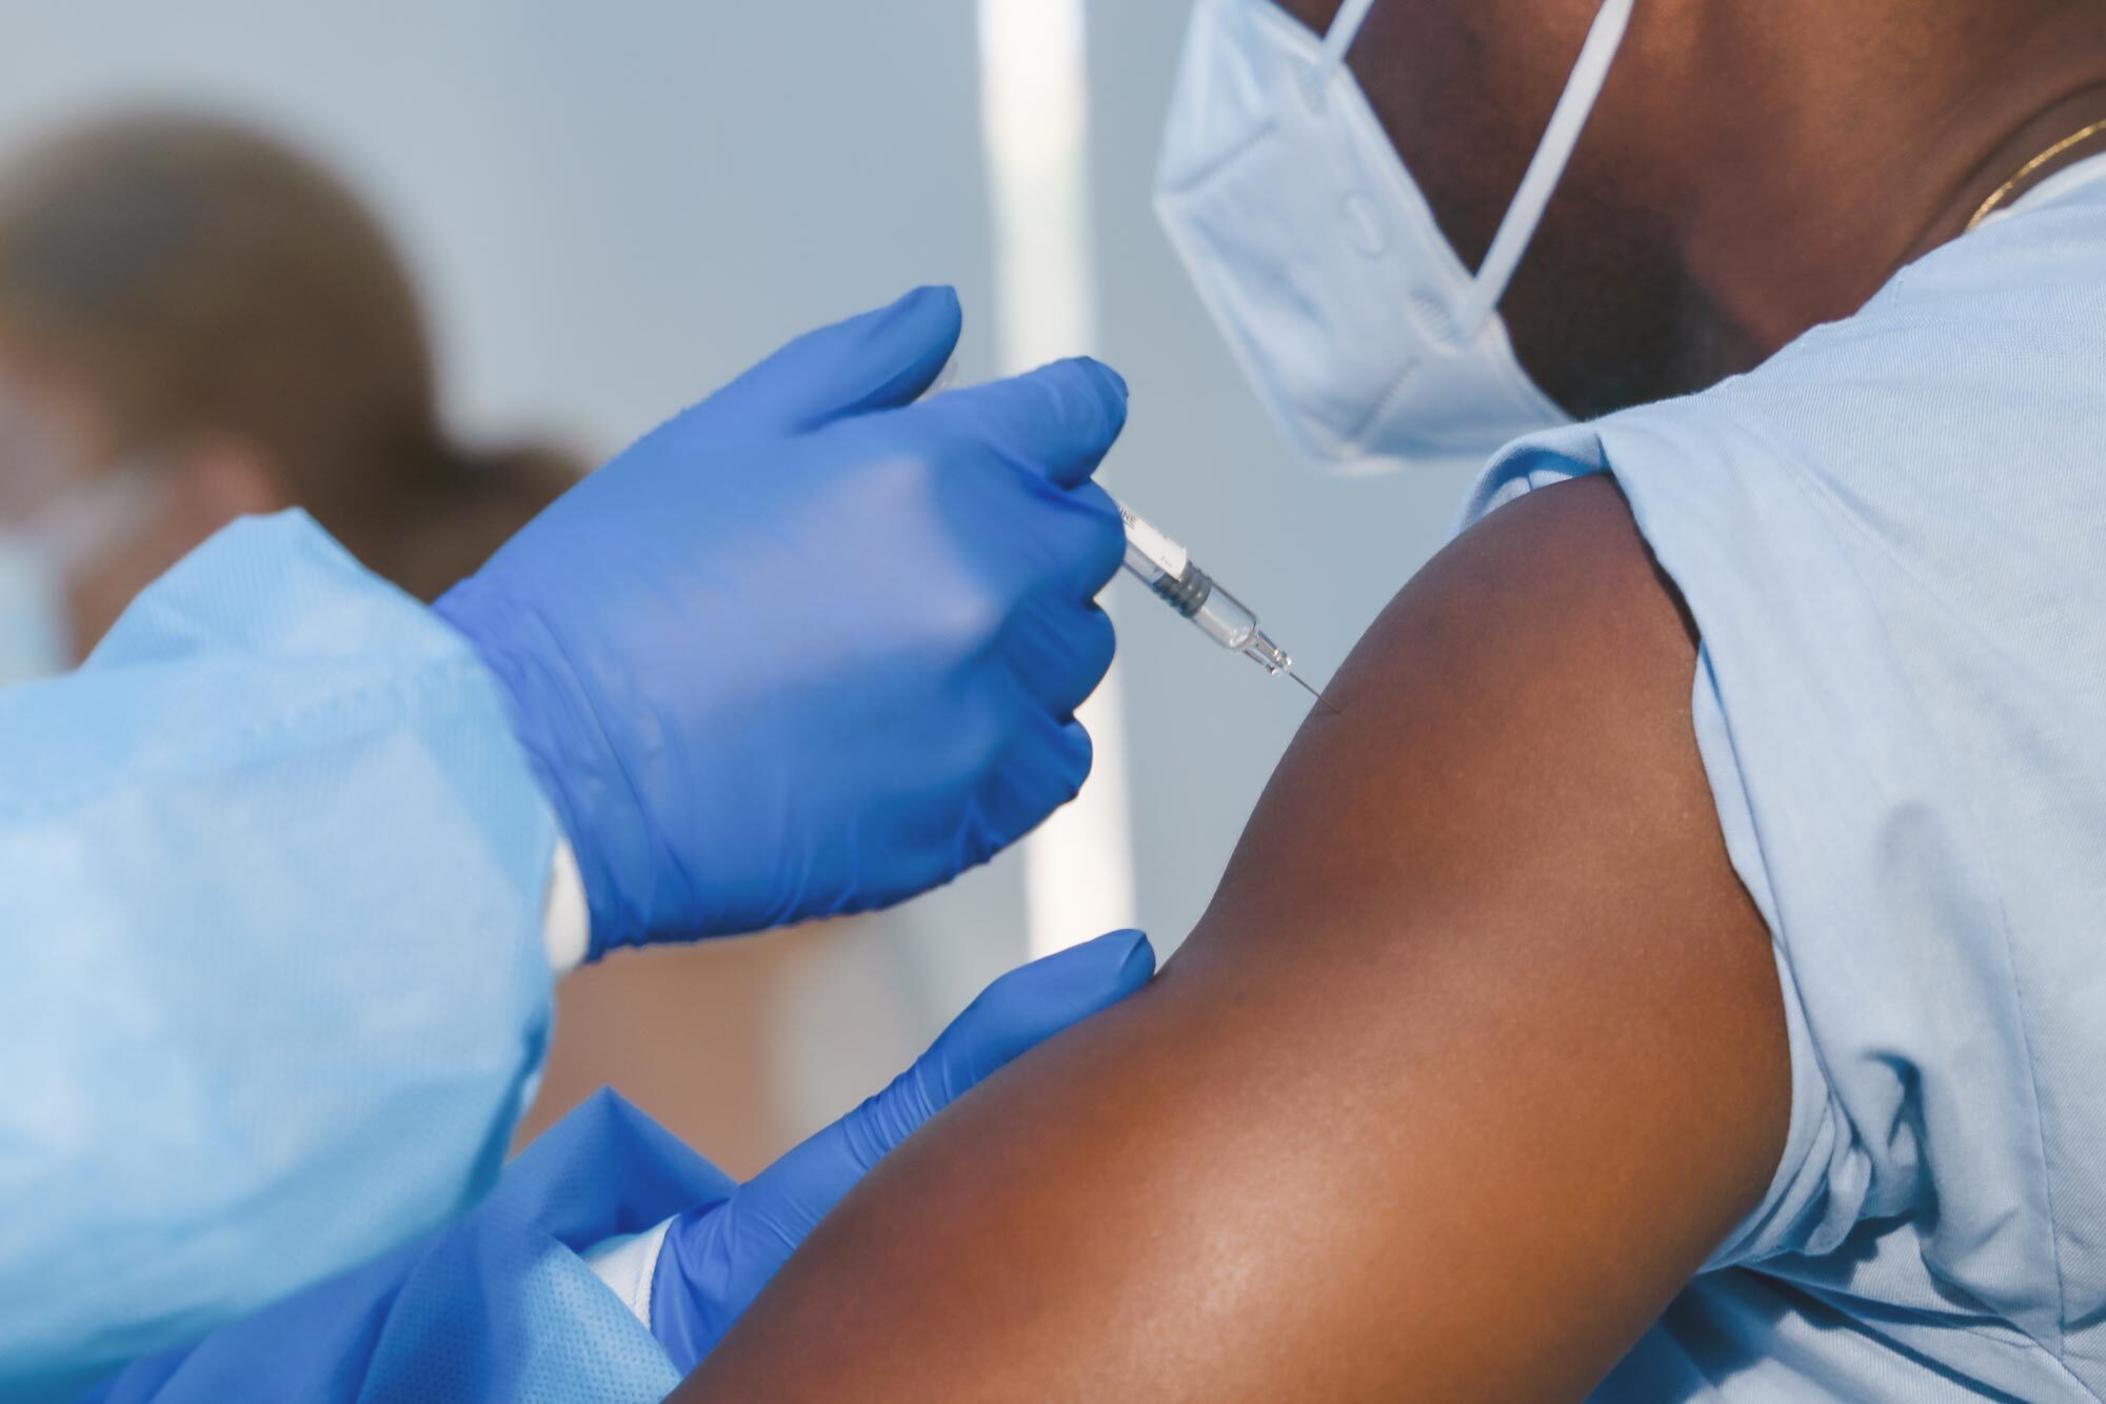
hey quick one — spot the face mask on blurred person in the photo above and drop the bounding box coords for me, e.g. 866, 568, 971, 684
0, 382, 162, 684
0, 542, 70, 684
1154, 0, 1634, 471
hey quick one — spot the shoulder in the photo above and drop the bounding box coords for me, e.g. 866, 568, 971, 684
1200, 470, 1720, 964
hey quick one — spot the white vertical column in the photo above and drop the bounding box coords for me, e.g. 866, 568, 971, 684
976, 0, 1139, 956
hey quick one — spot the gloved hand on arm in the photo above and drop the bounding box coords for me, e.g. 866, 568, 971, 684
437, 286, 1129, 956
586, 927, 1158, 1374
80, 930, 1156, 1402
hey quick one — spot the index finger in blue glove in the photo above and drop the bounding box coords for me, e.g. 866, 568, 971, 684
840, 926, 1155, 1168
733, 929, 1154, 1231
695, 284, 963, 437
913, 355, 1130, 489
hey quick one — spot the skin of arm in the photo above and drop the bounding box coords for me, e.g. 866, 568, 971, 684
676, 475, 1790, 1402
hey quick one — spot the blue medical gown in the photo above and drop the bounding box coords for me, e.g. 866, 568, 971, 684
82, 1090, 711, 1404
1461, 170, 2106, 1398
0, 513, 560, 1399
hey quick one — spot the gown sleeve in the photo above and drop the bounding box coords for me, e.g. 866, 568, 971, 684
78, 1091, 726, 1404
0, 511, 561, 1400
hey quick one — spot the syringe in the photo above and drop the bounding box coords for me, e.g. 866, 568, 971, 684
1111, 496, 1329, 707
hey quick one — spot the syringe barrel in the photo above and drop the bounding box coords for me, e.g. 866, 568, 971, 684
1190, 576, 1261, 652
1120, 539, 1174, 587
1114, 496, 1265, 656
1113, 499, 1303, 684
1121, 539, 1263, 650
1131, 550, 1208, 613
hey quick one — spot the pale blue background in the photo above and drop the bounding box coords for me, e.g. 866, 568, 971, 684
0, 0, 1474, 1132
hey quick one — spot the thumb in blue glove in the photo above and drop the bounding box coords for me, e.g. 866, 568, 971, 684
646, 928, 1156, 1374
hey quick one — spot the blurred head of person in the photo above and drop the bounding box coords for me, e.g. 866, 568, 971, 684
0, 110, 579, 677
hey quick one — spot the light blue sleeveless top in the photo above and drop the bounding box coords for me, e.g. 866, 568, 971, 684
1460, 164, 2106, 1401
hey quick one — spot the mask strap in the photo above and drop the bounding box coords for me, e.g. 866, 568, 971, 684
1456, 0, 1635, 333
1310, 0, 1380, 92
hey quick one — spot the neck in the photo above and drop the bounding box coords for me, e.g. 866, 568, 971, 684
1908, 83, 2106, 253
1669, 5, 2106, 375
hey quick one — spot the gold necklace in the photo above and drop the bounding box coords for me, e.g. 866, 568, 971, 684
1966, 117, 2106, 231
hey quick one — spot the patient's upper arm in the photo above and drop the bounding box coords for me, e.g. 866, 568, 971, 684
680, 474, 1790, 1402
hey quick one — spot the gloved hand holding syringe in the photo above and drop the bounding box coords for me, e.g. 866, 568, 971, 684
1109, 495, 1332, 708
917, 361, 1329, 709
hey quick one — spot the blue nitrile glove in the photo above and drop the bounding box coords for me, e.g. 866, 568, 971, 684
436, 287, 1129, 955
645, 928, 1155, 1374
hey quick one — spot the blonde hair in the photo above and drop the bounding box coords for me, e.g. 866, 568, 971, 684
0, 112, 577, 599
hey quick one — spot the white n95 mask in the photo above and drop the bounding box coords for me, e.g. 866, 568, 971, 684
0, 381, 80, 685
1155, 0, 1635, 471
0, 376, 167, 685
0, 540, 70, 685
0, 467, 165, 685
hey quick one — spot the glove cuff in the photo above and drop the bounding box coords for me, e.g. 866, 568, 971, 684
582, 1214, 676, 1328
434, 579, 646, 955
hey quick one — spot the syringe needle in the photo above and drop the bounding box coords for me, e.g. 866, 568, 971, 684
1286, 666, 1338, 713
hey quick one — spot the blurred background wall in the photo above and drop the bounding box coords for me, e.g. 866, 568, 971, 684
0, 0, 1475, 1172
